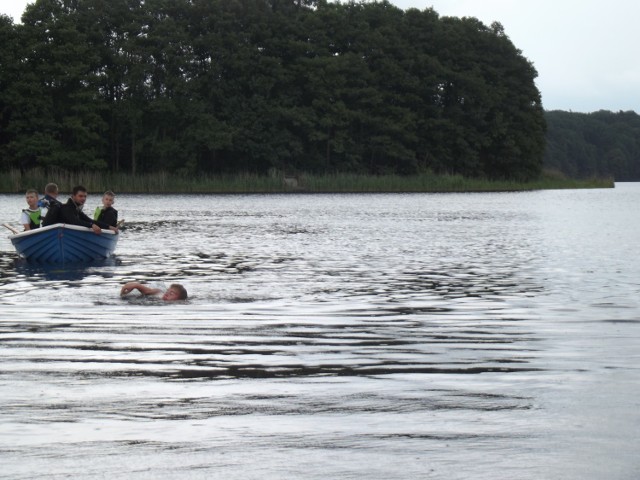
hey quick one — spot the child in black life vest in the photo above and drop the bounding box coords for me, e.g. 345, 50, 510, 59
94, 190, 118, 227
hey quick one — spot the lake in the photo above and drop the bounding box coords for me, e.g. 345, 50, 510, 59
1, 185, 639, 479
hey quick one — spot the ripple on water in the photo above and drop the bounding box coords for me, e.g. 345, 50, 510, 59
1, 191, 639, 479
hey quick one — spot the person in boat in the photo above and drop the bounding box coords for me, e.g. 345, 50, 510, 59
38, 183, 62, 216
94, 190, 118, 227
42, 185, 118, 234
39, 183, 62, 208
120, 282, 188, 301
20, 189, 42, 231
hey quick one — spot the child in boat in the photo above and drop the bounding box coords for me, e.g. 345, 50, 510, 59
120, 282, 188, 302
20, 189, 42, 231
94, 190, 118, 227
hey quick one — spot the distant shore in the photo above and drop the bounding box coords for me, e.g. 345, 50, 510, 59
0, 169, 615, 194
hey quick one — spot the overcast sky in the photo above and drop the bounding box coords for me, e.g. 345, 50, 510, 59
1, 0, 638, 113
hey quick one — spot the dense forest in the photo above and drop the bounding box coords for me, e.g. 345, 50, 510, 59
0, 0, 546, 181
544, 110, 640, 181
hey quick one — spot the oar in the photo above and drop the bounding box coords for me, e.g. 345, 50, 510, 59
116, 219, 125, 228
2, 223, 21, 234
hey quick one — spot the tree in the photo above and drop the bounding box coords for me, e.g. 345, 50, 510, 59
0, 0, 548, 180
545, 110, 640, 181
0, 15, 20, 170
5, 0, 108, 171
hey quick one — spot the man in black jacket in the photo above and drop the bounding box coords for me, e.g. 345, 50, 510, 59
38, 183, 62, 219
39, 183, 62, 209
43, 185, 118, 234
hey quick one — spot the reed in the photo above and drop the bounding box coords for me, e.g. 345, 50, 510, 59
0, 168, 614, 194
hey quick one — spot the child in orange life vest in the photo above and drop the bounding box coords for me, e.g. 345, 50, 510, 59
94, 190, 118, 227
20, 189, 42, 231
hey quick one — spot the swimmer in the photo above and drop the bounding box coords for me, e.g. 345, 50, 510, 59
120, 282, 187, 301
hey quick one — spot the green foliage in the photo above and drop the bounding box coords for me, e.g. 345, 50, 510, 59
544, 110, 640, 181
0, 168, 613, 194
0, 0, 546, 181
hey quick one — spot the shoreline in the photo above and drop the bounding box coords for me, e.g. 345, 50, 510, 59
0, 169, 615, 194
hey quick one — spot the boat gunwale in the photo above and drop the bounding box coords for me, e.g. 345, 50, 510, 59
8, 223, 118, 239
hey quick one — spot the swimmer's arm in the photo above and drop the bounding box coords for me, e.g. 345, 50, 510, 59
120, 282, 162, 297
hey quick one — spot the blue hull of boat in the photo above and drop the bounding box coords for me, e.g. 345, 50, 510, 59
9, 224, 119, 263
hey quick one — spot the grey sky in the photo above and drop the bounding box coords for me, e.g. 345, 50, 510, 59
394, 0, 639, 113
2, 0, 638, 113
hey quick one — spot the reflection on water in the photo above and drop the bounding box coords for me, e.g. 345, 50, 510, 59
11, 256, 119, 281
1, 188, 639, 479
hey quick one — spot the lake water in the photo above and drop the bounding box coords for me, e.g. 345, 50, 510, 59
0, 185, 639, 479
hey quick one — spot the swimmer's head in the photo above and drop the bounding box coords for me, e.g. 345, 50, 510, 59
162, 284, 188, 301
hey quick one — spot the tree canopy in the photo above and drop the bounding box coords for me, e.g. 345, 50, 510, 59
544, 110, 640, 181
0, 0, 546, 180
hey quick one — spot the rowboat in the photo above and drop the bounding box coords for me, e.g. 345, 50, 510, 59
8, 223, 119, 263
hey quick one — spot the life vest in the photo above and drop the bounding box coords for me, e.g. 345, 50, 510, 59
23, 208, 41, 229
94, 206, 102, 221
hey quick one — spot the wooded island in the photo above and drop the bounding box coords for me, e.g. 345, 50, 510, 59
1, 0, 635, 191
1, 0, 546, 182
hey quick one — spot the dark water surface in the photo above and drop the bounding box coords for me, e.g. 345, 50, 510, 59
1, 186, 639, 479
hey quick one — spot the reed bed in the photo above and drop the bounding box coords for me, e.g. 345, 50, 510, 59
0, 168, 614, 194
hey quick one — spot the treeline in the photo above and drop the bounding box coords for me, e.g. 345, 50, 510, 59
0, 0, 546, 180
544, 110, 640, 181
